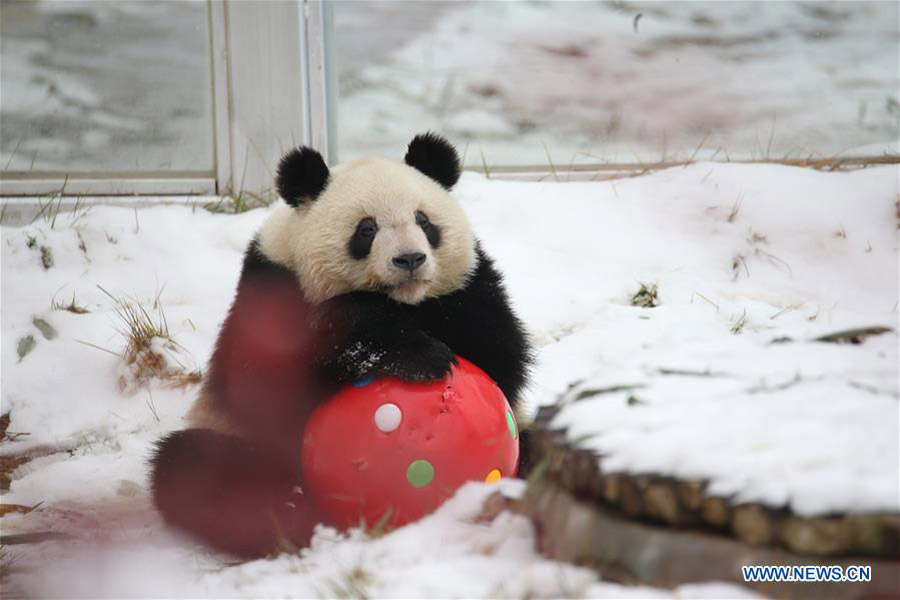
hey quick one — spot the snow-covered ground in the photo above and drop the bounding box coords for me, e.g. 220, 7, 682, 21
534, 165, 899, 516
0, 0, 213, 173
1, 162, 896, 596
334, 0, 900, 165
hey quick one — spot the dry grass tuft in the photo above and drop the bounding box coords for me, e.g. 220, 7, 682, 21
0, 413, 29, 445
97, 286, 201, 391
631, 281, 660, 308
730, 309, 749, 334
32, 192, 65, 229
39, 246, 53, 270
0, 454, 31, 491
732, 254, 750, 280
479, 145, 492, 179
168, 370, 204, 388
573, 384, 644, 402
359, 507, 395, 539
0, 503, 41, 517
100, 285, 170, 354
202, 148, 276, 214
51, 291, 90, 314
732, 230, 792, 281
204, 188, 276, 214
727, 192, 744, 223
325, 566, 374, 600
691, 291, 720, 310
770, 301, 807, 320
626, 394, 646, 406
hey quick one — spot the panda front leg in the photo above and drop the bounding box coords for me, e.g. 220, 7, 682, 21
149, 428, 326, 557
323, 326, 458, 385
312, 293, 457, 385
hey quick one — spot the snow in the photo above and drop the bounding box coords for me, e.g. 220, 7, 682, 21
491, 163, 899, 516
0, 1, 213, 173
3, 1, 897, 171
335, 1, 900, 165
2, 481, 759, 599
2, 162, 896, 596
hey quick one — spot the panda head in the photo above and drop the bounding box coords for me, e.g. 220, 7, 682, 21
259, 133, 475, 305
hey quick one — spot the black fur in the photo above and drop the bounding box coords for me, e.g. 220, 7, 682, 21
241, 236, 295, 279
203, 238, 325, 438
418, 244, 533, 400
150, 429, 321, 557
416, 210, 442, 249
404, 132, 461, 190
151, 234, 531, 557
311, 242, 532, 401
241, 237, 533, 404
348, 217, 378, 260
276, 146, 330, 207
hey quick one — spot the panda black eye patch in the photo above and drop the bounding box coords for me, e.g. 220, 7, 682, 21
349, 217, 378, 260
415, 210, 441, 249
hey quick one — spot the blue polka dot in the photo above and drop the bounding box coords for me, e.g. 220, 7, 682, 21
354, 375, 375, 388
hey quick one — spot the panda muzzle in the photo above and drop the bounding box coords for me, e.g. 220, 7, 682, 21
392, 252, 427, 273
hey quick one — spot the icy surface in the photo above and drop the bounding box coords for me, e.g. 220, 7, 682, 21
3, 1, 897, 172
335, 1, 900, 165
0, 1, 213, 172
1, 163, 896, 595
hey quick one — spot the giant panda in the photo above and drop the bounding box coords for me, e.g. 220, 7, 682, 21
150, 133, 532, 557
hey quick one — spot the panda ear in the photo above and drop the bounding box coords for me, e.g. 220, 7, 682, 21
404, 132, 461, 190
276, 146, 330, 207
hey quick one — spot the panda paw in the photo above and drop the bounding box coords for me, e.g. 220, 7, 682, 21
382, 332, 457, 383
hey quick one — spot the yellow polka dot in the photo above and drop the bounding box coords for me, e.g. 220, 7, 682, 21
485, 469, 502, 484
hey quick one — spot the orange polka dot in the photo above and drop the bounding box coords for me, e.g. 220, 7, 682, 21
485, 469, 502, 484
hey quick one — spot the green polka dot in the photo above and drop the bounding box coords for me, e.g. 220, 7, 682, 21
406, 459, 435, 488
506, 411, 517, 439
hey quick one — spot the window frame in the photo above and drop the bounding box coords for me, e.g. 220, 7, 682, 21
0, 0, 327, 199
2, 1, 894, 198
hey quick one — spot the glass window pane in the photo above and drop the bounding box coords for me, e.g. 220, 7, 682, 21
1, 0, 214, 175
332, 0, 899, 167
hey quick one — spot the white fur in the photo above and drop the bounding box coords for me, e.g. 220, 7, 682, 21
260, 157, 476, 305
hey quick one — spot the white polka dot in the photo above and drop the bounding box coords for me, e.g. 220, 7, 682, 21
374, 403, 402, 433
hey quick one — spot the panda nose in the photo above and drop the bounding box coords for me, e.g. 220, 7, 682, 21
393, 252, 426, 272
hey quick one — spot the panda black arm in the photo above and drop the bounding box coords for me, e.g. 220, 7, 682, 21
202, 238, 324, 434
421, 243, 533, 406
310, 292, 457, 386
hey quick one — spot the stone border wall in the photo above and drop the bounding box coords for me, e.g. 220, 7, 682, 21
521, 483, 900, 600
526, 405, 899, 559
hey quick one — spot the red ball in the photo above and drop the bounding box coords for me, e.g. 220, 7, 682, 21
301, 356, 519, 530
